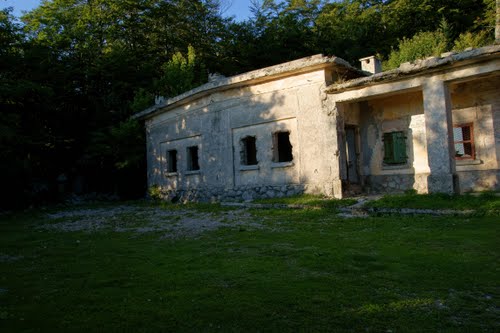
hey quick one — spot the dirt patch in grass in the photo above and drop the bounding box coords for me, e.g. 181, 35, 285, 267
38, 204, 261, 238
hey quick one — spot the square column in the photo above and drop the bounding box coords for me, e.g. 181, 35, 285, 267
423, 79, 456, 193
329, 101, 345, 198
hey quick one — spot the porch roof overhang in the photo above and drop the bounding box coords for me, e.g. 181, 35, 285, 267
325, 45, 500, 103
133, 54, 365, 120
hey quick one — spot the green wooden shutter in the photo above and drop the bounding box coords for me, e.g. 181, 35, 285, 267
383, 131, 407, 165
383, 133, 394, 163
393, 132, 407, 164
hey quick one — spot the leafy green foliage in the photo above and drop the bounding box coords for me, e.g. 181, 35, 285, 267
453, 30, 493, 51
384, 30, 449, 69
84, 119, 146, 197
0, 0, 229, 207
155, 45, 206, 98
130, 88, 155, 113
315, 0, 387, 64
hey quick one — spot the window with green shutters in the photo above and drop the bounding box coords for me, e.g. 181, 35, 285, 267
383, 131, 407, 165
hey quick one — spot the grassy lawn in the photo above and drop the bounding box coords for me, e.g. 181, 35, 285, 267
253, 193, 357, 208
0, 196, 498, 332
366, 192, 500, 212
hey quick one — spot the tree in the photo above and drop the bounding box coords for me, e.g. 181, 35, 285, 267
9, 0, 230, 204
221, 0, 323, 70
155, 46, 207, 98
315, 0, 386, 64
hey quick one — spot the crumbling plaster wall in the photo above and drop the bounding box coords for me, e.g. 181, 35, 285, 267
354, 91, 429, 193
343, 75, 500, 194
450, 75, 500, 191
146, 68, 340, 201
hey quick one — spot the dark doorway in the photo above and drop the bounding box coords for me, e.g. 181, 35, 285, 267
345, 126, 360, 185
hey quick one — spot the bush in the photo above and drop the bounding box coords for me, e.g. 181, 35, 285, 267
384, 30, 448, 70
453, 30, 493, 51
148, 185, 163, 201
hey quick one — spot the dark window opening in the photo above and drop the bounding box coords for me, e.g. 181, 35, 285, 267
167, 150, 177, 173
383, 131, 407, 165
187, 146, 200, 171
240, 136, 258, 165
273, 131, 293, 163
453, 124, 474, 159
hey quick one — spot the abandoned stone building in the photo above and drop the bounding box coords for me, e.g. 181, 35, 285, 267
135, 45, 500, 201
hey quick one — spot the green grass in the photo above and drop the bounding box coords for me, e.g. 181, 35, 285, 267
366, 192, 500, 212
0, 199, 498, 332
253, 194, 356, 209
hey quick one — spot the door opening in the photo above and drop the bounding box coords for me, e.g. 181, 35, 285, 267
345, 126, 359, 184
343, 126, 362, 195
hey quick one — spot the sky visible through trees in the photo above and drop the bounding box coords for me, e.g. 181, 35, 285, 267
1, 0, 254, 21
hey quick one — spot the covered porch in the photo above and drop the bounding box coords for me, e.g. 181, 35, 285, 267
326, 46, 500, 197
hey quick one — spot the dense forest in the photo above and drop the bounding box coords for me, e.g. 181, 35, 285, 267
0, 0, 496, 209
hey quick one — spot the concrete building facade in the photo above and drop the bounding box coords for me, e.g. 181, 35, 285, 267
135, 46, 500, 201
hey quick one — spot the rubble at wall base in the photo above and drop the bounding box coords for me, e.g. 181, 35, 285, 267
157, 184, 306, 203
364, 174, 429, 194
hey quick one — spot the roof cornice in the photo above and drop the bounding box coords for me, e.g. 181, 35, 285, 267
325, 45, 500, 94
133, 54, 364, 120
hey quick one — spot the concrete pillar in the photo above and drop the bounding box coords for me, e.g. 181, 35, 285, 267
422, 78, 456, 194
331, 102, 345, 199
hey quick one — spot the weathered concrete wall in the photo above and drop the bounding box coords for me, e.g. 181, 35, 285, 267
326, 46, 500, 195
347, 75, 500, 194
450, 75, 500, 192
144, 48, 500, 200
352, 91, 430, 193
146, 68, 340, 201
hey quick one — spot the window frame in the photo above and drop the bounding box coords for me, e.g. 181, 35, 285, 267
240, 136, 258, 166
272, 131, 293, 163
166, 149, 178, 173
186, 145, 200, 171
453, 123, 475, 160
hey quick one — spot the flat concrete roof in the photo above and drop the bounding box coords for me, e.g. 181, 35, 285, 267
133, 54, 364, 120
325, 45, 500, 94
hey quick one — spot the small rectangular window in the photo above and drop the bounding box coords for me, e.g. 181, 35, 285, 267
273, 131, 293, 163
167, 150, 177, 173
383, 131, 407, 165
187, 146, 200, 171
453, 124, 474, 159
240, 136, 258, 165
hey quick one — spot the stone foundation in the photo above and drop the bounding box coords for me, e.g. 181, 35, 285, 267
155, 169, 500, 202
427, 173, 455, 194
456, 169, 500, 193
158, 184, 306, 203
364, 173, 429, 194
363, 170, 500, 195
